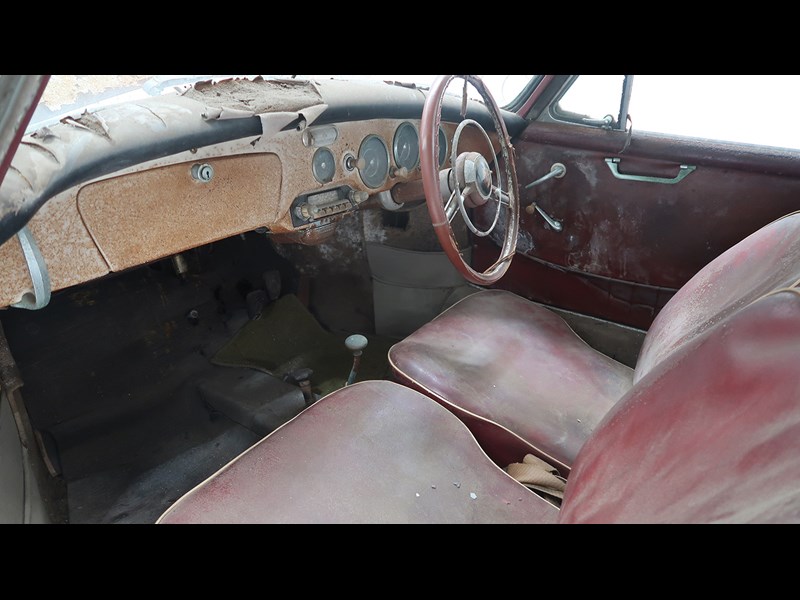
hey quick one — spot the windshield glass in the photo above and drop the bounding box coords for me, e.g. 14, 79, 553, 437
31, 75, 535, 132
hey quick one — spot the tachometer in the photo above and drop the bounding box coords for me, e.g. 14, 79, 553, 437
393, 122, 420, 171
358, 135, 390, 189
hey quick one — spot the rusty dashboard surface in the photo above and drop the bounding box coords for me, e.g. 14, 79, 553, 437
77, 154, 283, 272
0, 76, 510, 308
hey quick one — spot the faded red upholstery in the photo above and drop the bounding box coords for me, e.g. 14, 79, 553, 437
390, 211, 800, 468
160, 288, 800, 524
389, 290, 633, 469
158, 381, 556, 524
560, 288, 800, 523
635, 211, 800, 382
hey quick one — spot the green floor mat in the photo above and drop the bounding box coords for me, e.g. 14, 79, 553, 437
212, 294, 395, 398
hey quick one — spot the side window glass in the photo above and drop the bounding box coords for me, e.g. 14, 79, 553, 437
552, 75, 626, 129
629, 75, 800, 150
553, 75, 800, 151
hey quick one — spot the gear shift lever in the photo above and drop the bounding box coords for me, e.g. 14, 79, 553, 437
345, 334, 368, 386
286, 367, 315, 406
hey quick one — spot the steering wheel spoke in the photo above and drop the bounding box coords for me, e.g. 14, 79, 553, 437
420, 75, 520, 285
444, 189, 460, 223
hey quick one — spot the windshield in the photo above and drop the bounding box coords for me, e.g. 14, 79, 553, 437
31, 75, 535, 132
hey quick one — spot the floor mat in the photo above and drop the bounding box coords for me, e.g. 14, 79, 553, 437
212, 294, 394, 397
68, 425, 259, 524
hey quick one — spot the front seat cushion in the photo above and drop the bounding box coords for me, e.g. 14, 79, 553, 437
158, 380, 557, 524
389, 290, 634, 469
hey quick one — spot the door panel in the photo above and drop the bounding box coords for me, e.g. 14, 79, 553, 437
476, 120, 800, 329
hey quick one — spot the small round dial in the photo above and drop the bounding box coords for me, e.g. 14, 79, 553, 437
358, 135, 390, 189
312, 147, 336, 184
438, 126, 449, 167
393, 122, 420, 171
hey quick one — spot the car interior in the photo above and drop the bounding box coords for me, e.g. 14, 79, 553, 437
1, 74, 799, 524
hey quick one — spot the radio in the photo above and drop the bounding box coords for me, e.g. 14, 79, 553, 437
290, 186, 370, 227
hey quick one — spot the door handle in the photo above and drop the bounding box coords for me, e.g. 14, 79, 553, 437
605, 158, 696, 184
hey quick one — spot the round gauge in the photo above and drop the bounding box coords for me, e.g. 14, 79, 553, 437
393, 122, 420, 171
358, 135, 390, 189
312, 147, 336, 184
438, 126, 448, 167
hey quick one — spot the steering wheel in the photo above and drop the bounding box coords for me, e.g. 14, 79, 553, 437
420, 75, 520, 286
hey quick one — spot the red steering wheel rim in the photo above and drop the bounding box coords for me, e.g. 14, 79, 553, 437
420, 75, 519, 286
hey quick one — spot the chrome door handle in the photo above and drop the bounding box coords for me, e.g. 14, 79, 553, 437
605, 158, 696, 184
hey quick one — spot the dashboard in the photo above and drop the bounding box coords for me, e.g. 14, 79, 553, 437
0, 78, 519, 308
285, 119, 493, 237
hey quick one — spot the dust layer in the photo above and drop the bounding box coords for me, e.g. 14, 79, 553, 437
183, 76, 323, 114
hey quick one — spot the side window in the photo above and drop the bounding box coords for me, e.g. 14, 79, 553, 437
553, 75, 628, 129
630, 75, 800, 150
553, 75, 800, 151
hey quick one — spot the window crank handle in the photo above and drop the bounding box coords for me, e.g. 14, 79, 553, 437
522, 162, 565, 232
525, 203, 563, 232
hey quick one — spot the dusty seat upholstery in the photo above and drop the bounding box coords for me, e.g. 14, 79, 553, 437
390, 290, 633, 470
635, 211, 800, 382
157, 380, 557, 524
160, 288, 800, 524
561, 288, 800, 523
389, 211, 800, 469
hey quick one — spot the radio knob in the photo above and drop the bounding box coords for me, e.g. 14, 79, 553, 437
349, 190, 369, 204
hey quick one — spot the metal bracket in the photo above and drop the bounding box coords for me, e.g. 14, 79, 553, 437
582, 114, 615, 130
11, 226, 51, 310
605, 158, 696, 184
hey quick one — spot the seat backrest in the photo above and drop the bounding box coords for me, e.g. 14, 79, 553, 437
635, 211, 800, 383
560, 287, 800, 523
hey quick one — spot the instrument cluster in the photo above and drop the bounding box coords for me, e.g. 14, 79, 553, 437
308, 121, 448, 188
293, 121, 449, 228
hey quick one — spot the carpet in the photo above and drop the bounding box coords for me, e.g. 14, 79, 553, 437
212, 294, 394, 397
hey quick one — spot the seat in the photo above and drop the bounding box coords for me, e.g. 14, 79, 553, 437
159, 287, 800, 523
561, 287, 800, 523
158, 380, 557, 524
389, 211, 800, 469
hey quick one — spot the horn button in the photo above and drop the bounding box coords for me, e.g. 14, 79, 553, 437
455, 151, 494, 208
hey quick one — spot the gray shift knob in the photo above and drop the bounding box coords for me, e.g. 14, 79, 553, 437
345, 334, 368, 355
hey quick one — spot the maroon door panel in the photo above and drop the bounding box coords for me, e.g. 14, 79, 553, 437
477, 121, 800, 329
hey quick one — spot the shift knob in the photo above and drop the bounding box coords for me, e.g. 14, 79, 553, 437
345, 335, 368, 386
345, 334, 368, 355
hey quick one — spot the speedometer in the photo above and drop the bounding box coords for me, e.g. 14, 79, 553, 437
358, 135, 390, 189
393, 122, 419, 171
